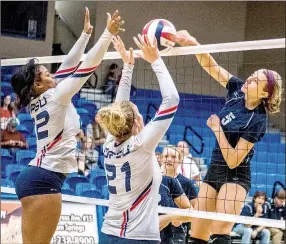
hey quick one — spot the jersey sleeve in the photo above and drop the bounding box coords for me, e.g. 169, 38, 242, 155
241, 114, 266, 144
185, 181, 198, 200
226, 76, 244, 100
170, 178, 185, 200
115, 63, 134, 102
137, 58, 179, 152
54, 32, 91, 83
240, 204, 252, 217
54, 29, 113, 105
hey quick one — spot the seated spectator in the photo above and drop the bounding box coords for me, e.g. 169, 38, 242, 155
103, 63, 120, 101
161, 146, 198, 243
268, 189, 285, 244
177, 141, 201, 185
159, 175, 190, 244
86, 117, 107, 146
156, 152, 162, 167
232, 191, 271, 244
76, 136, 99, 176
1, 118, 28, 157
0, 95, 17, 130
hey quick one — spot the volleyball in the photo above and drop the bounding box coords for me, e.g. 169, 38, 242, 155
142, 19, 176, 52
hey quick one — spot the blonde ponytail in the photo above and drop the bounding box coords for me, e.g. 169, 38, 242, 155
96, 101, 134, 140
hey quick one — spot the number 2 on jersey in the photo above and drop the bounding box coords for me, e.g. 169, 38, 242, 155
33, 110, 50, 140
105, 162, 131, 194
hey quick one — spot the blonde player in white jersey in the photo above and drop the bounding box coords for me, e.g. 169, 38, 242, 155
11, 9, 124, 244
96, 35, 180, 243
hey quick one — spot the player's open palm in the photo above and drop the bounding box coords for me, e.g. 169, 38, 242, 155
84, 7, 93, 34
112, 36, 134, 65
133, 34, 160, 64
107, 10, 125, 35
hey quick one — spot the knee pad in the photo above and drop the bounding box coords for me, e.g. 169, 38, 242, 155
209, 234, 231, 244
189, 237, 208, 244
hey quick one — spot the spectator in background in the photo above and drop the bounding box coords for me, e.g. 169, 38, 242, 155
103, 63, 120, 101
161, 146, 198, 243
268, 189, 285, 244
177, 141, 201, 185
159, 175, 191, 244
76, 136, 99, 176
0, 95, 17, 130
76, 129, 85, 149
156, 152, 162, 167
1, 118, 28, 157
232, 191, 270, 244
86, 116, 107, 146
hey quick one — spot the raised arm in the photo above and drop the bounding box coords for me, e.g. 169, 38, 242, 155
174, 30, 232, 87
54, 11, 124, 105
134, 35, 180, 152
55, 8, 93, 83
111, 36, 135, 102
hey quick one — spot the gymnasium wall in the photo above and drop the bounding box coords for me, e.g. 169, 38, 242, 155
242, 2, 285, 131
54, 1, 97, 53
0, 2, 55, 59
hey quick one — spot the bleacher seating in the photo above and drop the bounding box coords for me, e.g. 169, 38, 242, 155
77, 99, 97, 116
16, 124, 30, 138
17, 113, 34, 132
61, 183, 75, 195
1, 82, 13, 96
26, 137, 37, 151
15, 150, 36, 166
76, 108, 91, 128
5, 165, 26, 184
65, 173, 89, 191
1, 149, 14, 176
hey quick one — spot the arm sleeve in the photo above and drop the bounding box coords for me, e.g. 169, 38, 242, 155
54, 29, 113, 105
240, 205, 251, 217
241, 114, 266, 144
115, 64, 134, 102
226, 76, 244, 100
186, 181, 198, 200
137, 58, 180, 152
55, 32, 91, 83
170, 178, 185, 200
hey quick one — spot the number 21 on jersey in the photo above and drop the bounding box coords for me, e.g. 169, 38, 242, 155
105, 162, 131, 194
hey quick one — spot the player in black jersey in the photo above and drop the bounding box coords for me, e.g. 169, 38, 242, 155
174, 30, 283, 244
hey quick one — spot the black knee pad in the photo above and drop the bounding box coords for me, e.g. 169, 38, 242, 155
209, 234, 231, 244
188, 237, 208, 244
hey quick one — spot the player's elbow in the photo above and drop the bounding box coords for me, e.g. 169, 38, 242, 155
170, 92, 180, 106
227, 156, 244, 169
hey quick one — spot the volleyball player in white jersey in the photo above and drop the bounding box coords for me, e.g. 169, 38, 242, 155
11, 10, 124, 244
96, 35, 179, 243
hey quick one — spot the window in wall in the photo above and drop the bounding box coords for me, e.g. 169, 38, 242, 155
1, 1, 48, 40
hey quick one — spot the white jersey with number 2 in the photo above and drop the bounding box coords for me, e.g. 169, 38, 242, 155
29, 29, 113, 173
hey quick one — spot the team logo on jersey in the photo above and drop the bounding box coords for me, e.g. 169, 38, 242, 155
221, 112, 236, 126
31, 96, 47, 113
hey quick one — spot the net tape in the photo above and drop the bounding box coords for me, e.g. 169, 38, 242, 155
1, 38, 285, 66
1, 187, 284, 229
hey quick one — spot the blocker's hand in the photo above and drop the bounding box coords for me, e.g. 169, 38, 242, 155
107, 10, 125, 35
112, 36, 134, 65
133, 34, 160, 64
83, 7, 93, 34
